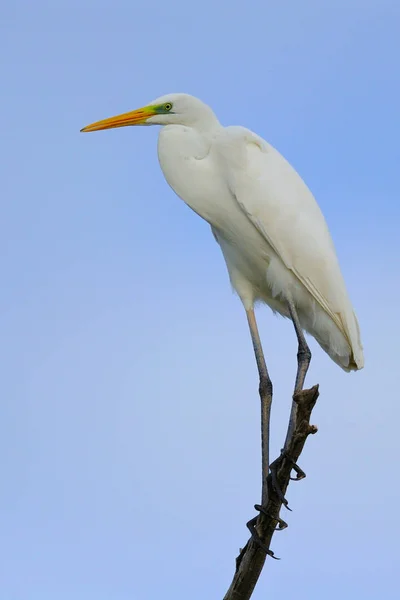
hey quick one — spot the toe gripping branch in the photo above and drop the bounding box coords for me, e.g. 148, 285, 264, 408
246, 505, 288, 560
245, 451, 306, 559
269, 449, 306, 511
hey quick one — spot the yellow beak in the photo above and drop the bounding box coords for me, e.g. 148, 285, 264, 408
80, 105, 156, 132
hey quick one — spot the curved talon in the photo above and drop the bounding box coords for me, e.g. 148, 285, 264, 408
269, 449, 306, 506
289, 462, 306, 481
290, 472, 305, 481
282, 451, 306, 481
246, 517, 280, 560
269, 464, 292, 510
254, 504, 288, 531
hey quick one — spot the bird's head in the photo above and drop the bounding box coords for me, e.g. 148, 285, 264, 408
80, 93, 219, 133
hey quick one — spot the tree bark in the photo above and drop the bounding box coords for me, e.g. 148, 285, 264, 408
223, 385, 320, 600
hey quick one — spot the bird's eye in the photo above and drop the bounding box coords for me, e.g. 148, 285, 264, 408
164, 103, 173, 111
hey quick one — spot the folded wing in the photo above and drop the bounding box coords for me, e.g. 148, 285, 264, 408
216, 126, 363, 369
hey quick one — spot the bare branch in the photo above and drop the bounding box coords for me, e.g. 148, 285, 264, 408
223, 385, 320, 600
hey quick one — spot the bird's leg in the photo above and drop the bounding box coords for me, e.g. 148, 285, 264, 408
246, 516, 280, 559
254, 504, 288, 531
246, 308, 273, 508
284, 299, 312, 445
245, 504, 287, 559
270, 300, 311, 507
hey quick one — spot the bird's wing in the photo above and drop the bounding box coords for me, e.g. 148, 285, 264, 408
215, 126, 363, 365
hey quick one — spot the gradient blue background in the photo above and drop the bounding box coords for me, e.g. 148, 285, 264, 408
1, 1, 399, 598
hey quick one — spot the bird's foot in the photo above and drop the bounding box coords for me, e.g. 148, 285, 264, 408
246, 504, 288, 559
269, 449, 306, 510
254, 504, 288, 531
246, 517, 279, 560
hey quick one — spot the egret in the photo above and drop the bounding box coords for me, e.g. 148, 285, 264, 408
81, 93, 363, 511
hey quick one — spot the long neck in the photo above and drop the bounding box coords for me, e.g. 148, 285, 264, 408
158, 123, 213, 162
190, 106, 221, 133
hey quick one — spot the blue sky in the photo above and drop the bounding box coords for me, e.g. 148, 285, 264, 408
1, 1, 399, 598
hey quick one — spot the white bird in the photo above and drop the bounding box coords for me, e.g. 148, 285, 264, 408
81, 93, 364, 495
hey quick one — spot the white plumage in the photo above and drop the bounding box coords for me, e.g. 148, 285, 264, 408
81, 93, 364, 372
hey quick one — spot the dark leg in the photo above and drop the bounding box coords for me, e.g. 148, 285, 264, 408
246, 308, 273, 507
246, 516, 280, 559
284, 299, 312, 446
245, 504, 287, 559
270, 300, 311, 507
